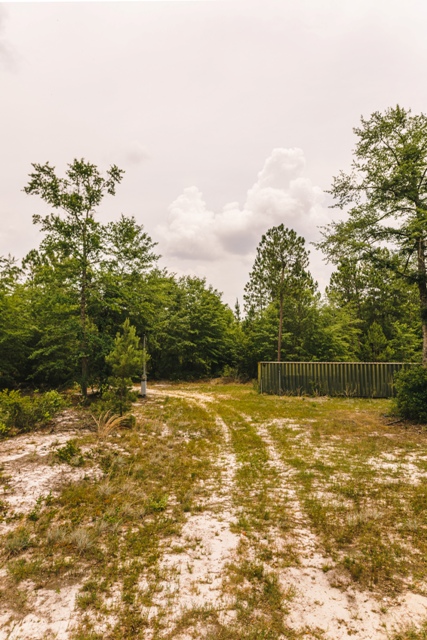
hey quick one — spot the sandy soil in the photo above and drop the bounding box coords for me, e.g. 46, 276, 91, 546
255, 420, 427, 639
0, 411, 99, 640
150, 388, 427, 639
1, 393, 427, 639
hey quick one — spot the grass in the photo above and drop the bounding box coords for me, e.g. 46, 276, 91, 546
391, 620, 427, 639
0, 392, 223, 638
259, 398, 427, 593
1, 382, 427, 638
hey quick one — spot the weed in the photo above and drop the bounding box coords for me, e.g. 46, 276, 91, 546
56, 439, 84, 466
92, 410, 131, 441
392, 620, 427, 639
68, 527, 95, 554
27, 495, 44, 522
7, 558, 43, 582
146, 493, 168, 513
4, 527, 31, 556
76, 580, 103, 610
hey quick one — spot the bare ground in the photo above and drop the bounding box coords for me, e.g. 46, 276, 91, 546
0, 388, 426, 639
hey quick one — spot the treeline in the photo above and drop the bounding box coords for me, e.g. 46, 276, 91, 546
3, 104, 427, 393
0, 160, 239, 391
0, 234, 421, 394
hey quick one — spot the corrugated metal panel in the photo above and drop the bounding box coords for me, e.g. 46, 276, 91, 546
258, 362, 417, 398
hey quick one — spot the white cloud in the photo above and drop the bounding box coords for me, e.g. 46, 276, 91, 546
157, 148, 329, 262
160, 186, 221, 260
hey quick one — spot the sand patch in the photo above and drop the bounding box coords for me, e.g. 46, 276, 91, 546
0, 583, 79, 640
0, 431, 100, 533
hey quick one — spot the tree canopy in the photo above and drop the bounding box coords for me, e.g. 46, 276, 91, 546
244, 225, 313, 361
318, 105, 427, 364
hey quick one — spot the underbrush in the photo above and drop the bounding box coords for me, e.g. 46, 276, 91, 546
394, 366, 427, 423
0, 389, 66, 437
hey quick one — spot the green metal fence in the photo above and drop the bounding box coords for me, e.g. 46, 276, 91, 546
258, 361, 418, 397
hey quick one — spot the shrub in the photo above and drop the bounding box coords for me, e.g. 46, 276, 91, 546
55, 440, 84, 466
394, 366, 427, 423
0, 389, 66, 435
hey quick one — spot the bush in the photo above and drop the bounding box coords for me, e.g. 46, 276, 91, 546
0, 389, 66, 435
55, 440, 84, 466
394, 366, 427, 423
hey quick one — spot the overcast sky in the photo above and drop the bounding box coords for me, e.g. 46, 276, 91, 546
2, 0, 427, 307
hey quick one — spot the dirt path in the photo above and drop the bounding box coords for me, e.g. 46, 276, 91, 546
1, 388, 427, 639
150, 388, 427, 639
146, 390, 241, 634
254, 420, 427, 639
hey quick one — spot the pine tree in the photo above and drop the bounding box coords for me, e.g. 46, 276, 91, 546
105, 319, 144, 415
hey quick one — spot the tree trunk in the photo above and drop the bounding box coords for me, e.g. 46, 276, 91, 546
416, 237, 427, 366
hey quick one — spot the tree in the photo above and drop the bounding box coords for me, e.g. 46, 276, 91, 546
149, 276, 236, 379
0, 256, 33, 387
318, 106, 427, 364
238, 303, 285, 376
310, 302, 360, 362
244, 225, 312, 361
23, 249, 82, 388
105, 319, 145, 415
326, 251, 422, 362
24, 159, 124, 396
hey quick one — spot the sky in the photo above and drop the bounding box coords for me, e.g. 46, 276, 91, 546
2, 0, 427, 307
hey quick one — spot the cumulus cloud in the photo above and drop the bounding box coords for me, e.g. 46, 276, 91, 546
157, 148, 328, 261
162, 186, 221, 260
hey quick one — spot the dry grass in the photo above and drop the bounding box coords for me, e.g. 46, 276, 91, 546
91, 411, 131, 442
1, 383, 427, 639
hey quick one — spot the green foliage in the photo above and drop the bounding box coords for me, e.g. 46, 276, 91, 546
22, 161, 159, 392
101, 379, 138, 416
104, 319, 144, 415
149, 276, 237, 379
55, 440, 85, 466
309, 302, 360, 362
146, 493, 168, 513
105, 319, 145, 379
326, 253, 422, 362
244, 225, 314, 362
0, 257, 33, 388
363, 322, 393, 362
318, 106, 427, 364
24, 159, 125, 397
0, 389, 65, 435
394, 367, 427, 423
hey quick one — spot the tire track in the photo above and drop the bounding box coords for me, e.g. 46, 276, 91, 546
145, 389, 241, 637
254, 419, 427, 639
